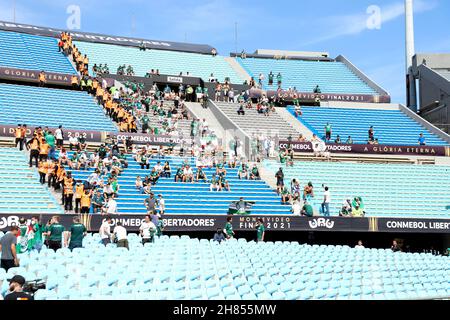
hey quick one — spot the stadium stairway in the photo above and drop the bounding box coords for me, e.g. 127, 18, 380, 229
236, 57, 377, 94
5, 236, 449, 300
287, 106, 449, 146
0, 147, 63, 214
0, 83, 117, 132
73, 41, 244, 84
0, 30, 76, 74
213, 102, 301, 140
67, 154, 292, 215
264, 160, 450, 218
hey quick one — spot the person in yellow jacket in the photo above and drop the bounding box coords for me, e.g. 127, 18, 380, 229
38, 160, 48, 184
38, 71, 46, 87
71, 75, 79, 90
14, 124, 24, 150
63, 174, 74, 211
80, 189, 92, 214
74, 182, 84, 214
47, 160, 56, 188
39, 141, 50, 162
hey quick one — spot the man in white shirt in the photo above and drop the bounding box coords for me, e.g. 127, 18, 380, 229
322, 186, 331, 217
139, 215, 157, 244
69, 135, 79, 151
355, 240, 365, 249
154, 161, 163, 174
183, 165, 194, 182
99, 216, 112, 245
158, 194, 165, 214
105, 195, 118, 214
113, 222, 128, 249
291, 199, 302, 216
55, 125, 64, 149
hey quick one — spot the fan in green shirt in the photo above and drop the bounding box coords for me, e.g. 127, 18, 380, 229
30, 216, 44, 252
156, 219, 165, 237
224, 217, 234, 239
256, 219, 265, 242
302, 202, 314, 217
66, 217, 87, 250
279, 151, 287, 164
48, 221, 65, 242
45, 133, 56, 148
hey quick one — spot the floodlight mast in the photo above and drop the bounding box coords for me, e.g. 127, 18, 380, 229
405, 0, 418, 111
405, 0, 415, 74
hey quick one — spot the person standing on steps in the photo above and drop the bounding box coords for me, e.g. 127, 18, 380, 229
26, 134, 40, 168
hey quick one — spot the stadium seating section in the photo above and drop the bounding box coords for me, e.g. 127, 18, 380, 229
0, 31, 76, 74
73, 41, 243, 83
287, 106, 449, 146
237, 57, 377, 94
68, 154, 291, 215
0, 148, 63, 214
1, 236, 448, 300
215, 102, 300, 140
0, 83, 117, 132
264, 160, 450, 218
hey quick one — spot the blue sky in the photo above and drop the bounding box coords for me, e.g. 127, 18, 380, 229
1, 0, 449, 104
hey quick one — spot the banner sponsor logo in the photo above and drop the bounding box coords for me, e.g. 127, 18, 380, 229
249, 88, 391, 103
238, 216, 292, 230
112, 132, 193, 146
279, 141, 448, 157
308, 218, 335, 229
167, 76, 183, 84
384, 220, 450, 231
0, 67, 74, 85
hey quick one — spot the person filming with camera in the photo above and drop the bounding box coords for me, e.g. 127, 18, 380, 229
4, 275, 34, 300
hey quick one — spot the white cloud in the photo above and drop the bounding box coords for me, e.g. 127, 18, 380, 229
304, 0, 438, 45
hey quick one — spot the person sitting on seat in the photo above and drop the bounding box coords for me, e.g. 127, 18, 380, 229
237, 103, 245, 115
339, 198, 352, 217
238, 162, 249, 180
182, 165, 194, 183
196, 167, 207, 183
301, 201, 314, 217
281, 187, 291, 204
209, 174, 219, 192
249, 165, 260, 180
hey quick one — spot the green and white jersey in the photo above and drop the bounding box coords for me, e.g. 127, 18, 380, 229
257, 224, 265, 241
224, 222, 234, 237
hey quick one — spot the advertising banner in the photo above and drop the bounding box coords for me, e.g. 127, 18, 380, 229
249, 88, 391, 103
278, 140, 449, 157
0, 67, 75, 85
0, 124, 103, 142
0, 21, 215, 54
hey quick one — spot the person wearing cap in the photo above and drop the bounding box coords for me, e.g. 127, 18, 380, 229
92, 189, 105, 214
0, 226, 19, 271
4, 275, 33, 300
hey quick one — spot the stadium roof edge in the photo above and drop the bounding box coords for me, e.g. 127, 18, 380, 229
0, 20, 215, 55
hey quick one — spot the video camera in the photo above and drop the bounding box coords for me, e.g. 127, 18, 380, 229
23, 279, 46, 295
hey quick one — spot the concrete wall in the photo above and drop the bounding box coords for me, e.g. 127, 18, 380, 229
415, 65, 450, 134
